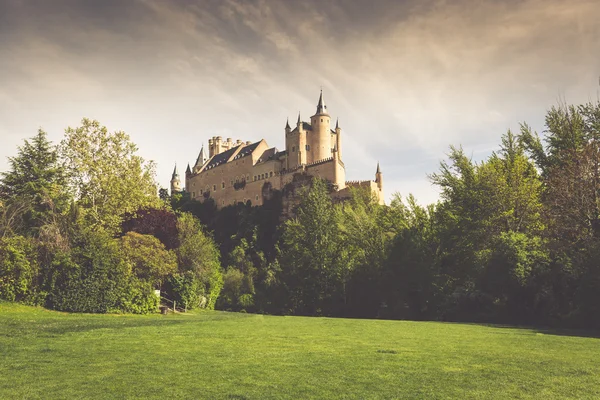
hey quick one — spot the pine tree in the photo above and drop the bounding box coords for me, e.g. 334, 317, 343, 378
0, 129, 69, 235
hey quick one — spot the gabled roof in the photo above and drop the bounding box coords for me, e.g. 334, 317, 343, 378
233, 141, 261, 160
257, 147, 278, 163
203, 141, 263, 171
204, 145, 241, 170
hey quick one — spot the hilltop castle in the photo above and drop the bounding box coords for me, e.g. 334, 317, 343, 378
171, 91, 383, 208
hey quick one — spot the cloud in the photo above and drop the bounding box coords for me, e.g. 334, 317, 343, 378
1, 0, 599, 205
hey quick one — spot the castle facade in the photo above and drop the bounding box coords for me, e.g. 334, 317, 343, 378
171, 91, 383, 208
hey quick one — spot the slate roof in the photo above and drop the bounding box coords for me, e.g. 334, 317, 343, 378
204, 141, 262, 170
205, 146, 240, 170
233, 141, 261, 160
257, 147, 278, 163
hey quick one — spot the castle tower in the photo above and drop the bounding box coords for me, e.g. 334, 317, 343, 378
286, 113, 307, 170
375, 162, 383, 192
285, 118, 291, 135
170, 164, 181, 194
334, 118, 342, 161
310, 90, 332, 162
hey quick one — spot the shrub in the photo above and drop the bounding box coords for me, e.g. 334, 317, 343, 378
0, 236, 44, 305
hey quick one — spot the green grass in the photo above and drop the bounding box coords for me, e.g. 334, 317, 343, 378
1, 302, 599, 399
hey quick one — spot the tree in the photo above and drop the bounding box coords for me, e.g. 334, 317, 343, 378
60, 118, 160, 232
121, 207, 179, 250
0, 129, 69, 236
280, 178, 345, 316
120, 232, 177, 288
175, 213, 223, 309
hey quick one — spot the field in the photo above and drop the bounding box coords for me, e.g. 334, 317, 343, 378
0, 303, 599, 399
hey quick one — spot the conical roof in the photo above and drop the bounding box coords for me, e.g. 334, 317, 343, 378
315, 89, 328, 115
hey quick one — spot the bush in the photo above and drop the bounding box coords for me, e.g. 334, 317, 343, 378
164, 272, 204, 310
48, 227, 157, 313
0, 236, 44, 305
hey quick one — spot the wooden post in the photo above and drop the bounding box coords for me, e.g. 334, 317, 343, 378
173, 300, 176, 313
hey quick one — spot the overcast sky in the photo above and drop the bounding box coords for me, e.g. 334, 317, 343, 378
1, 0, 599, 205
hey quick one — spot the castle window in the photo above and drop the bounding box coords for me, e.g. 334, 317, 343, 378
192, 192, 195, 198
200, 189, 203, 195
292, 146, 295, 152
321, 118, 323, 122
221, 182, 225, 189
270, 171, 273, 177
213, 185, 216, 191
306, 144, 310, 151
255, 195, 259, 201
246, 174, 250, 181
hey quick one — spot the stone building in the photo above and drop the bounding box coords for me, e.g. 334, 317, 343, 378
171, 91, 383, 208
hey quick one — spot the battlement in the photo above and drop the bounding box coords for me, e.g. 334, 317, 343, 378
345, 180, 375, 186
305, 157, 334, 168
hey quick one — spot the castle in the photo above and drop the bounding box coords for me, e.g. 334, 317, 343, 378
171, 91, 383, 208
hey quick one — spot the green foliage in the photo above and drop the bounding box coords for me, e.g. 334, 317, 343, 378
165, 272, 203, 310
280, 178, 346, 315
0, 236, 44, 304
120, 232, 177, 288
60, 118, 160, 233
175, 213, 223, 309
0, 130, 69, 236
48, 226, 158, 314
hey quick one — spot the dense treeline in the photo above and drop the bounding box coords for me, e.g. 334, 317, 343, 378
0, 119, 222, 313
2, 99, 600, 329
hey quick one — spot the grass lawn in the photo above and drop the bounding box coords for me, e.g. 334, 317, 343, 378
0, 302, 599, 399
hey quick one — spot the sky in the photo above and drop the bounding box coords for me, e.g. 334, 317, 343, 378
1, 0, 599, 205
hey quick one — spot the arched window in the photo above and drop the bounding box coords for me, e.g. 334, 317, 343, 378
213, 184, 216, 191
270, 171, 273, 177
221, 182, 225, 189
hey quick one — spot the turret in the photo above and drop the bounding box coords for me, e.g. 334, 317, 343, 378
185, 163, 191, 176
375, 162, 383, 191
334, 118, 342, 160
310, 90, 331, 162
170, 164, 181, 194
285, 118, 291, 135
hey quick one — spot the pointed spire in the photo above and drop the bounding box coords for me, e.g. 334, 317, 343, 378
186, 163, 191, 175
195, 145, 207, 168
316, 89, 328, 115
297, 112, 301, 125
376, 162, 381, 174
172, 163, 179, 179
335, 118, 339, 130
285, 118, 291, 130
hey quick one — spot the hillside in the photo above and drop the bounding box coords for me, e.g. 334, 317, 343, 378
0, 303, 598, 399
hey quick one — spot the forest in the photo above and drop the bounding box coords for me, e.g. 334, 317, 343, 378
1, 98, 600, 329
